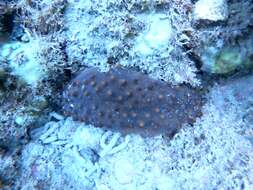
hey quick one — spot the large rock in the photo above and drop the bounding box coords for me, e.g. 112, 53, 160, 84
193, 0, 228, 22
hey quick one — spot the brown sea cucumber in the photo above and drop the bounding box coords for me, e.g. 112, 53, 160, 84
62, 67, 205, 137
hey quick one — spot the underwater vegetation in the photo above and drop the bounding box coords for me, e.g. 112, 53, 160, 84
62, 67, 205, 137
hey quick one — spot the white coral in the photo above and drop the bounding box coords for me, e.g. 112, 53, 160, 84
100, 132, 130, 157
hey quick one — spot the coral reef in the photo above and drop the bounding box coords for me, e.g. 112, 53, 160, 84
62, 67, 205, 137
18, 73, 253, 189
193, 0, 253, 75
0, 0, 67, 152
0, 0, 253, 189
64, 0, 200, 86
0, 41, 46, 86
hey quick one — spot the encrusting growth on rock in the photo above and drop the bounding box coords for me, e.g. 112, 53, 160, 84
62, 67, 205, 137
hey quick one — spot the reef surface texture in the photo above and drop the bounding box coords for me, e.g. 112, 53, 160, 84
62, 67, 205, 137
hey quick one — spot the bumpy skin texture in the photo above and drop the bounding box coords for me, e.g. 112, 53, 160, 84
62, 67, 205, 137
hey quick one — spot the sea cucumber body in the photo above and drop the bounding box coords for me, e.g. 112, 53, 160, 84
62, 67, 205, 137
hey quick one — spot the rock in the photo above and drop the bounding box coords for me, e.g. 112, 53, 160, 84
134, 14, 173, 55
193, 0, 228, 22
200, 37, 253, 74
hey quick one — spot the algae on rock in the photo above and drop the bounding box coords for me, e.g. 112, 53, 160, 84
201, 37, 253, 74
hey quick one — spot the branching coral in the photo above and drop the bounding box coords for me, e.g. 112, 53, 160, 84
100, 132, 130, 157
